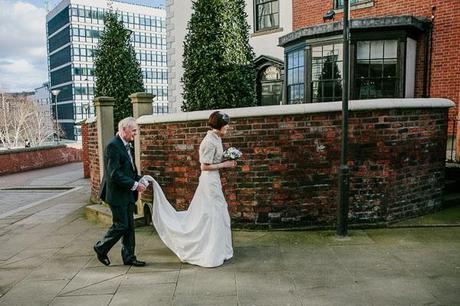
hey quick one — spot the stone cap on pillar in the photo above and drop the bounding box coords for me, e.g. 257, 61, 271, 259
129, 92, 155, 104
130, 92, 155, 118
94, 96, 115, 107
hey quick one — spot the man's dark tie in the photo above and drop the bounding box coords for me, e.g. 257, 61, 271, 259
126, 144, 134, 168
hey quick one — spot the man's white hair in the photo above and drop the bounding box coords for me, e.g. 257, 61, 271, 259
118, 117, 137, 131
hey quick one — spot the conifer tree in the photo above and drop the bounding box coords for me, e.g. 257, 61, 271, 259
94, 12, 144, 126
181, 0, 256, 111
317, 55, 343, 102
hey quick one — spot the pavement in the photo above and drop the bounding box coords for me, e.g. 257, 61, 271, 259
0, 162, 459, 306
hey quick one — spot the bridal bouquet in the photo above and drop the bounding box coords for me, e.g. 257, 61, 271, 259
223, 147, 243, 160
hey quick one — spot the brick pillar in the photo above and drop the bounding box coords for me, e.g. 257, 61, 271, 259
130, 92, 155, 215
94, 96, 115, 181
81, 122, 90, 178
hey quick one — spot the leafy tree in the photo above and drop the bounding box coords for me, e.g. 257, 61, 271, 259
94, 12, 144, 126
181, 0, 256, 111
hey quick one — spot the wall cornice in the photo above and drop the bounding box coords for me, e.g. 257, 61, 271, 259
137, 98, 454, 125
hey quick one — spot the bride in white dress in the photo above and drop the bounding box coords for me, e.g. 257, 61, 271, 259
148, 111, 236, 267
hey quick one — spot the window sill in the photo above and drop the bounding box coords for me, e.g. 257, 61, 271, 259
252, 27, 284, 38
334, 1, 374, 13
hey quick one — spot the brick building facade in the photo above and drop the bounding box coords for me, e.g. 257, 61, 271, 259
281, 0, 459, 134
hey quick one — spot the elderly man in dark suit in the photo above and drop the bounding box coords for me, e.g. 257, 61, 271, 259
93, 117, 147, 267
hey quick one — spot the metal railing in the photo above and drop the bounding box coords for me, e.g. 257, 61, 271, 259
446, 117, 458, 163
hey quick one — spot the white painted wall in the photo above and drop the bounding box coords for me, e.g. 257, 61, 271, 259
166, 0, 193, 113
245, 0, 292, 59
166, 0, 292, 113
405, 37, 416, 98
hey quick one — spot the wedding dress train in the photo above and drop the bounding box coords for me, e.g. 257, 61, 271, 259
148, 170, 233, 268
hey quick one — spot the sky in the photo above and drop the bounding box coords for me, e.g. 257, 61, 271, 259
0, 0, 164, 93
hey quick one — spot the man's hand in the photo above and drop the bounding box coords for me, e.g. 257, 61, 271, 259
136, 183, 146, 193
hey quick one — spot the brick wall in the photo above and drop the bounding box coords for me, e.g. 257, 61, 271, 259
292, 0, 460, 133
0, 145, 81, 176
86, 119, 101, 203
137, 100, 451, 228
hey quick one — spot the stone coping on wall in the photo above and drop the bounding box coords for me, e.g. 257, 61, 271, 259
0, 144, 67, 155
85, 116, 97, 124
137, 98, 454, 125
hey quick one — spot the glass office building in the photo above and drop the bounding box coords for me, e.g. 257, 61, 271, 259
47, 0, 167, 140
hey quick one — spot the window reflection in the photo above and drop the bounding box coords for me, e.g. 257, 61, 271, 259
311, 43, 343, 103
355, 40, 398, 99
286, 49, 305, 104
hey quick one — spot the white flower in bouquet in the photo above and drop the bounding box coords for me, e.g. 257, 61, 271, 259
223, 147, 242, 160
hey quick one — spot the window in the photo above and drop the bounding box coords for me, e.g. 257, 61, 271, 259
335, 0, 371, 9
48, 6, 69, 36
312, 43, 343, 102
48, 26, 70, 53
50, 46, 71, 70
355, 40, 399, 99
286, 49, 305, 104
255, 0, 279, 32
50, 65, 72, 86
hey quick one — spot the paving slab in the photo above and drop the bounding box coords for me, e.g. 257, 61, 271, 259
0, 163, 459, 306
356, 276, 439, 306
174, 268, 236, 297
295, 283, 366, 306
172, 295, 238, 306
49, 294, 113, 306
26, 255, 92, 281
59, 266, 128, 296
235, 271, 300, 306
0, 268, 31, 296
110, 283, 176, 306
0, 279, 68, 306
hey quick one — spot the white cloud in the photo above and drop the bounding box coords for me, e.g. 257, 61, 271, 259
0, 59, 45, 91
0, 1, 47, 92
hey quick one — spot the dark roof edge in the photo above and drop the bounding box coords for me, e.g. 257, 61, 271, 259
279, 15, 429, 46
254, 55, 284, 66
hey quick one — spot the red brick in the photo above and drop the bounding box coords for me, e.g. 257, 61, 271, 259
293, 0, 460, 135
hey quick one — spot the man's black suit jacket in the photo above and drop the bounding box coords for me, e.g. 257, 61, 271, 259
99, 135, 141, 207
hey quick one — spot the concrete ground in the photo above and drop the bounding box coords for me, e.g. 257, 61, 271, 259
0, 163, 459, 306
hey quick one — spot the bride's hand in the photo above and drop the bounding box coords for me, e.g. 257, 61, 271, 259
222, 160, 237, 168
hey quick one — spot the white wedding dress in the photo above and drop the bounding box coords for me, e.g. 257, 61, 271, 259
149, 131, 233, 267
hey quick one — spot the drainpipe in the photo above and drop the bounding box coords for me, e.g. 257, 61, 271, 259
423, 7, 435, 97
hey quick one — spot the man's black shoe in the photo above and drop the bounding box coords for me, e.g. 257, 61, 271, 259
124, 259, 146, 267
93, 246, 110, 266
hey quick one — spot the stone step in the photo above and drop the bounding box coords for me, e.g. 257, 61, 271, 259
85, 204, 146, 227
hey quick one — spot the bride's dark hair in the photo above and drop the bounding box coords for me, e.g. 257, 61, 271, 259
208, 111, 230, 129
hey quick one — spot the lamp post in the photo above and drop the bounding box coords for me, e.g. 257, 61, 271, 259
337, 0, 350, 237
51, 89, 61, 143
